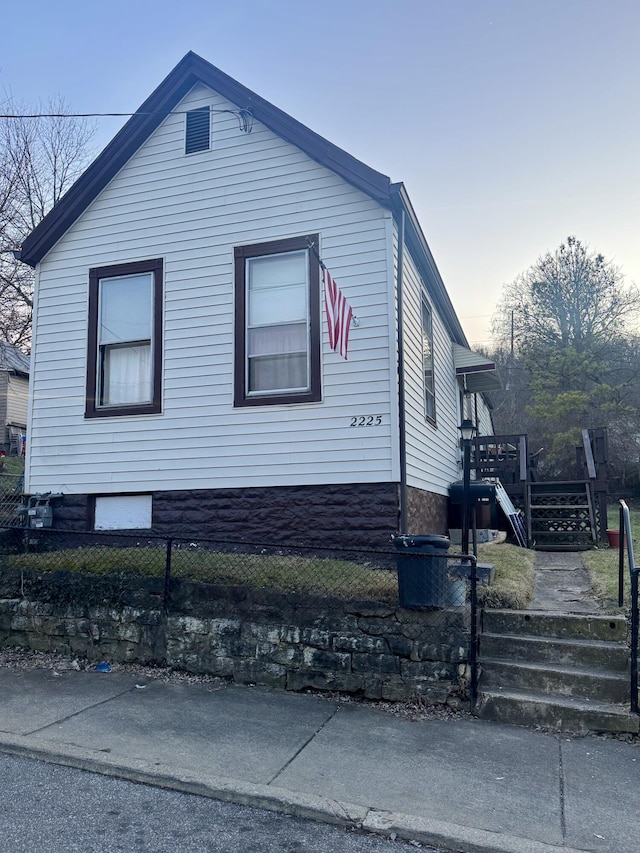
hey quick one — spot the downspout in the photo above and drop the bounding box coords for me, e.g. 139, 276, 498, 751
396, 208, 408, 533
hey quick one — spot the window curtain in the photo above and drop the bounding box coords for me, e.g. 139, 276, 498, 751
103, 344, 152, 405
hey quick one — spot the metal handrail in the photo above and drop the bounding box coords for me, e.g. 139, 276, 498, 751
618, 500, 639, 715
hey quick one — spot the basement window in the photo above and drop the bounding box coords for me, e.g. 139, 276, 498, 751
185, 107, 211, 154
94, 495, 152, 530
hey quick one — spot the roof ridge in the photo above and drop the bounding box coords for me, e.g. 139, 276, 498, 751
19, 52, 391, 267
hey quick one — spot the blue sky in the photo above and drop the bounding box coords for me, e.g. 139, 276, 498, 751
4, 0, 639, 346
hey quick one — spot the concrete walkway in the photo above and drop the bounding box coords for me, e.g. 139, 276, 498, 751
529, 551, 601, 613
0, 666, 638, 853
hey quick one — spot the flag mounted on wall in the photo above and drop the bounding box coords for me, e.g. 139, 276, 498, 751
323, 268, 353, 360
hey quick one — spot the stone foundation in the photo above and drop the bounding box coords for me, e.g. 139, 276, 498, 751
406, 486, 448, 534
52, 483, 401, 550
51, 483, 451, 549
0, 568, 469, 704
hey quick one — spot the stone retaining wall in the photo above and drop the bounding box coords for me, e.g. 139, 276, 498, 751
0, 569, 469, 705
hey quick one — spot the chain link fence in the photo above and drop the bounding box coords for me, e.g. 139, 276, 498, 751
0, 475, 24, 527
0, 525, 479, 610
0, 525, 481, 704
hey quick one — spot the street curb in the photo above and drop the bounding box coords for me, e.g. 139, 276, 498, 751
0, 736, 589, 853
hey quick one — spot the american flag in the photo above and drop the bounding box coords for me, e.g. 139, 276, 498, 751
323, 268, 353, 359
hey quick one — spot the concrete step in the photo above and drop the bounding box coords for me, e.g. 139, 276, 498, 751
480, 632, 629, 671
483, 609, 627, 642
480, 658, 629, 704
477, 687, 640, 735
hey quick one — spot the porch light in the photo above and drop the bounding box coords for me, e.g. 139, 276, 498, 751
458, 418, 476, 442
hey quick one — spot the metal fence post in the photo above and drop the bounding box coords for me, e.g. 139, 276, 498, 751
468, 554, 479, 711
163, 538, 173, 614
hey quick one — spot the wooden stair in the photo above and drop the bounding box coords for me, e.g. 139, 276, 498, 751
528, 481, 596, 551
476, 609, 639, 734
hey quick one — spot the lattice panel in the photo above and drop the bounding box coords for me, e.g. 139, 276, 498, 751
531, 494, 589, 507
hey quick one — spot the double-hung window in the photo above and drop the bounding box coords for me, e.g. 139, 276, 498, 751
234, 235, 321, 406
421, 296, 436, 424
86, 259, 163, 418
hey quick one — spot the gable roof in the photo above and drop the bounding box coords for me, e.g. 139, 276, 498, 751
0, 342, 30, 375
18, 52, 469, 348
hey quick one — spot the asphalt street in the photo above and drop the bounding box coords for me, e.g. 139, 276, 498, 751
0, 752, 441, 853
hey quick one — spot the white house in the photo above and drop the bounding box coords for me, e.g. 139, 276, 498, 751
18, 53, 497, 548
0, 342, 30, 455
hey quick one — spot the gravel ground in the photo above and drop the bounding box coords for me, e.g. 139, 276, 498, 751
0, 646, 471, 724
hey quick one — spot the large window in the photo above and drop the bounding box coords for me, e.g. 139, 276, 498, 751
421, 296, 436, 424
86, 259, 163, 418
234, 235, 321, 406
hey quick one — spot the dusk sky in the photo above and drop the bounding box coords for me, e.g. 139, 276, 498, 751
3, 0, 638, 347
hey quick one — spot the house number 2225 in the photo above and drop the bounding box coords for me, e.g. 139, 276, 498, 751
349, 415, 383, 427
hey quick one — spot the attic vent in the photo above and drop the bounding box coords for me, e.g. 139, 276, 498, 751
185, 107, 210, 154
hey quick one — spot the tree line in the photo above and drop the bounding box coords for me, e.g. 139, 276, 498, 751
0, 97, 94, 348
489, 236, 640, 493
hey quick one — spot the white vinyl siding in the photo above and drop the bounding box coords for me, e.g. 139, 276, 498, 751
475, 395, 495, 437
6, 374, 29, 427
28, 83, 395, 494
400, 234, 461, 496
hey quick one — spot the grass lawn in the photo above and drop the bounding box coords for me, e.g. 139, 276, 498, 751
1, 456, 25, 477
584, 502, 639, 609
476, 541, 536, 609
0, 545, 401, 603
0, 535, 536, 609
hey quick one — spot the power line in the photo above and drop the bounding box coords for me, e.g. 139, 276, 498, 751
0, 107, 255, 133
0, 108, 250, 119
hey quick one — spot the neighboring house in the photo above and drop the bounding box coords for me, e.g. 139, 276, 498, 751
18, 52, 497, 548
0, 342, 30, 455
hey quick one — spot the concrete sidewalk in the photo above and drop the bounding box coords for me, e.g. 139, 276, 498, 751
0, 668, 638, 853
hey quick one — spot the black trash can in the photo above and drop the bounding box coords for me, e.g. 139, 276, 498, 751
393, 534, 453, 608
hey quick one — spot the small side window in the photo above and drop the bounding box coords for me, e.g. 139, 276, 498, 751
421, 297, 436, 424
185, 107, 210, 154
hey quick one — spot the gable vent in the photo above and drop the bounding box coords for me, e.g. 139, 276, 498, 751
185, 107, 211, 154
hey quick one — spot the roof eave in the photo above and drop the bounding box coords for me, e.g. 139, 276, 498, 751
389, 182, 468, 348
19, 52, 392, 267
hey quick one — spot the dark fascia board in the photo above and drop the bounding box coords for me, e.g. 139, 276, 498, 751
19, 52, 392, 268
390, 182, 468, 348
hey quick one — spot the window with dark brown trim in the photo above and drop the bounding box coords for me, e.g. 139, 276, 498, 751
85, 259, 163, 418
421, 295, 436, 425
234, 235, 321, 407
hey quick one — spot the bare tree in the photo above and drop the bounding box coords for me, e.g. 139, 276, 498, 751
490, 238, 640, 483
492, 236, 639, 356
0, 97, 94, 349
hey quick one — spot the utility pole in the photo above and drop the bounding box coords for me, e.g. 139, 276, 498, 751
510, 310, 514, 359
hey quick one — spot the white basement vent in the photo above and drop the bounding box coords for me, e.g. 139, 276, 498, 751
185, 106, 211, 154
94, 495, 152, 530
